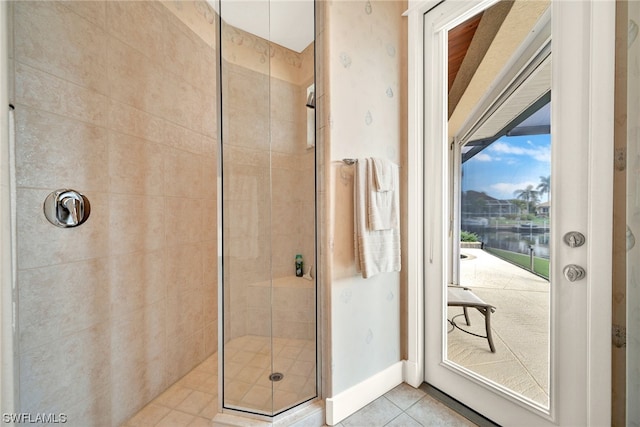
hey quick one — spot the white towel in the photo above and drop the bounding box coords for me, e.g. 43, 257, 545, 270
354, 159, 401, 278
367, 158, 399, 231
372, 157, 393, 191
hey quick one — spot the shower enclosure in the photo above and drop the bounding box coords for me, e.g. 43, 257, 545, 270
218, 0, 318, 417
3, 0, 317, 424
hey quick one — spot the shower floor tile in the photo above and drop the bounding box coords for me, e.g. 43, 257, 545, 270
122, 354, 218, 427
122, 335, 316, 426
223, 335, 317, 414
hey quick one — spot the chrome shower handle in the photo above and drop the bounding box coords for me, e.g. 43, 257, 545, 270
44, 189, 91, 228
61, 191, 81, 224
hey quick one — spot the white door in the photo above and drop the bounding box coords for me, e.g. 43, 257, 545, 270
421, 0, 614, 425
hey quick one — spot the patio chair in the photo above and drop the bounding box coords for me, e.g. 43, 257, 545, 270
447, 285, 496, 352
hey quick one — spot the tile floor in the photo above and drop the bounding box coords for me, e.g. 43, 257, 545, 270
223, 335, 316, 414
125, 378, 478, 427
123, 335, 317, 426
122, 353, 217, 427
124, 336, 480, 427
336, 384, 478, 427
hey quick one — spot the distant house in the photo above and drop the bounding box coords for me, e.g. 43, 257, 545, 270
537, 201, 550, 217
485, 199, 520, 217
462, 190, 521, 219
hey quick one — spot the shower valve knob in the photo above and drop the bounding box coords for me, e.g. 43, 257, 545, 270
43, 189, 91, 228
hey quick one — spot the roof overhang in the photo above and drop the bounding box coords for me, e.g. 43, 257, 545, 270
452, 3, 552, 163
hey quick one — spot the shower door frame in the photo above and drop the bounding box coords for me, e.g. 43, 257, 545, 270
215, 0, 321, 421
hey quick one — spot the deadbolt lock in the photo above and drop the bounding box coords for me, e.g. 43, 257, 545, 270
563, 231, 586, 248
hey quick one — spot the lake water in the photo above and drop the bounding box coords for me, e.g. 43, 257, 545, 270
466, 227, 550, 259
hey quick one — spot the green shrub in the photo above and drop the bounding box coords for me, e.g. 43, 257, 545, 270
460, 230, 479, 242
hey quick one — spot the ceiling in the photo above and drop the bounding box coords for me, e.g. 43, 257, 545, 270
447, 1, 514, 118
448, 12, 483, 92
217, 0, 315, 53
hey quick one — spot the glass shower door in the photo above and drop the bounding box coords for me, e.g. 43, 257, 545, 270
220, 0, 316, 417
221, 0, 274, 414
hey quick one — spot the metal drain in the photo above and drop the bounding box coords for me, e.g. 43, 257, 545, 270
269, 372, 284, 382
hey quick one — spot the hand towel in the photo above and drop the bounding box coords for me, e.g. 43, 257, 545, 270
354, 159, 401, 278
372, 157, 393, 191
367, 158, 399, 231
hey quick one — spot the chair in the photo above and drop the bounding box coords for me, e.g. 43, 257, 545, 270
447, 285, 496, 352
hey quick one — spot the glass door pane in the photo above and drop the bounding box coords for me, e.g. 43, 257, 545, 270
454, 129, 550, 407
220, 0, 316, 416
221, 0, 274, 414
445, 0, 551, 409
268, 0, 317, 414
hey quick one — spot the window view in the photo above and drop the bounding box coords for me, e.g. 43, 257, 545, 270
461, 133, 550, 279
448, 106, 551, 407
444, 0, 551, 409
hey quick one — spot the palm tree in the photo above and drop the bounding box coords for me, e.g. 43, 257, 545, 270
514, 185, 540, 215
537, 175, 550, 204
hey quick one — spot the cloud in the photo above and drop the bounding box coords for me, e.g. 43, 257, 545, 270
490, 181, 538, 198
489, 141, 550, 162
474, 153, 492, 162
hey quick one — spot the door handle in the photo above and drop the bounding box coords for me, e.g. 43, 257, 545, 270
563, 264, 586, 282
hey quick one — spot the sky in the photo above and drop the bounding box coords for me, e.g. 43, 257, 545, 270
462, 133, 551, 201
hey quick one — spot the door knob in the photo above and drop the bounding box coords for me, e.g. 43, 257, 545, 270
43, 189, 91, 228
563, 264, 586, 282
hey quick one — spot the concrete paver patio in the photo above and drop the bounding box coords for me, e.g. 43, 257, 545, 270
447, 248, 550, 407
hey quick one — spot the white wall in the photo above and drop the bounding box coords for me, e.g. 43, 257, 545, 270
325, 0, 406, 397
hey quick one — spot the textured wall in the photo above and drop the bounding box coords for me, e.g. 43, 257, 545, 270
12, 2, 218, 425
324, 0, 406, 395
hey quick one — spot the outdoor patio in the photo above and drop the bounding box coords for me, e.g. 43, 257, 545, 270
447, 248, 550, 407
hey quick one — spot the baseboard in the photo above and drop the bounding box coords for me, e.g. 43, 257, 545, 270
402, 359, 422, 388
325, 361, 403, 425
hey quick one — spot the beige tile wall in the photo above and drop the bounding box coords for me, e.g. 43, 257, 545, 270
221, 26, 316, 342
12, 1, 218, 425
246, 278, 316, 341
